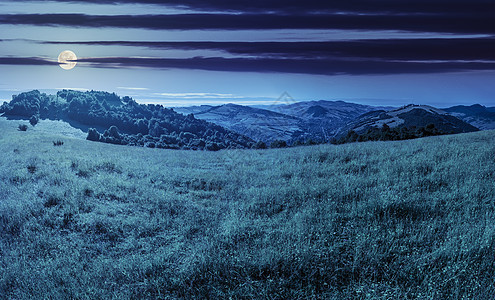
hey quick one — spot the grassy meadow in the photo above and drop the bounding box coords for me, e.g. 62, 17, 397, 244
0, 117, 494, 299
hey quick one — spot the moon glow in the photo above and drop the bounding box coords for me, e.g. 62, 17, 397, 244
58, 50, 77, 70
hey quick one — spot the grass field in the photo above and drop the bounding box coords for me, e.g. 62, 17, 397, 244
0, 117, 494, 299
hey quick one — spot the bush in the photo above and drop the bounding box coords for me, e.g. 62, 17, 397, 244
27, 164, 37, 173
253, 141, 267, 149
270, 140, 287, 148
18, 124, 28, 131
87, 128, 100, 142
206, 142, 220, 151
108, 125, 121, 139
29, 115, 39, 127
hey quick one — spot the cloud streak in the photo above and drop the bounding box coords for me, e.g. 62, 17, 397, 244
3, 36, 494, 75
0, 13, 492, 34
1, 53, 493, 75
0, 57, 58, 66
73, 56, 495, 75
12, 0, 495, 16
153, 93, 242, 99
42, 38, 495, 61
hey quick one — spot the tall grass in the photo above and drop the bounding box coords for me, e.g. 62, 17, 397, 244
0, 117, 494, 299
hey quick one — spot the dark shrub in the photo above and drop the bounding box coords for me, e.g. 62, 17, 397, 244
44, 196, 61, 208
206, 142, 220, 151
270, 140, 287, 148
18, 124, 28, 131
253, 141, 267, 149
27, 164, 37, 173
179, 132, 196, 141
87, 128, 100, 142
108, 125, 120, 139
190, 139, 206, 149
305, 139, 318, 146
29, 115, 39, 126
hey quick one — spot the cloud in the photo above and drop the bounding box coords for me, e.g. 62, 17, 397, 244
0, 13, 492, 34
43, 38, 495, 61
0, 57, 58, 65
117, 87, 149, 91
2, 36, 494, 76
13, 0, 495, 16
74, 56, 495, 75
153, 92, 242, 99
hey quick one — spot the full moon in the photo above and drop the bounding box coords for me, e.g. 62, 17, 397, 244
58, 50, 77, 70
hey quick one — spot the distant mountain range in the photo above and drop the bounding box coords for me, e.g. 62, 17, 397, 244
174, 100, 394, 143
174, 101, 491, 143
0, 89, 492, 150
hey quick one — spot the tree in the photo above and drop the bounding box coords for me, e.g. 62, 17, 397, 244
206, 143, 220, 151
29, 115, 39, 127
87, 128, 100, 141
253, 141, 267, 149
344, 130, 359, 143
270, 140, 288, 148
108, 125, 120, 139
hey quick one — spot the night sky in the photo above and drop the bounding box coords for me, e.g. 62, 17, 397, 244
0, 0, 494, 107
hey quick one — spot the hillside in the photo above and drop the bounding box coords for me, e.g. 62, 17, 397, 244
174, 100, 489, 145
445, 104, 495, 130
175, 103, 302, 142
174, 100, 392, 143
0, 90, 254, 150
335, 104, 479, 142
0, 116, 493, 299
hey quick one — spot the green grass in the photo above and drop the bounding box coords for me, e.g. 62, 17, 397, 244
1, 118, 494, 299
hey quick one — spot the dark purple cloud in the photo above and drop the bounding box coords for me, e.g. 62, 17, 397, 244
72, 56, 495, 75
12, 0, 495, 15
0, 57, 58, 66
0, 13, 492, 34
42, 38, 495, 61
0, 52, 493, 75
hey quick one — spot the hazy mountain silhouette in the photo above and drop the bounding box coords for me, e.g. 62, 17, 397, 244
337, 104, 479, 140
444, 104, 495, 130
175, 100, 394, 143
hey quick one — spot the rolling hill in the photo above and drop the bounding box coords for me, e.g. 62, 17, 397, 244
336, 104, 479, 138
175, 103, 302, 142
0, 90, 254, 150
175, 100, 487, 144
0, 115, 493, 298
174, 100, 393, 143
444, 104, 495, 130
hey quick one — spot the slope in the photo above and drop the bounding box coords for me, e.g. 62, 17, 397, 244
0, 90, 254, 150
445, 104, 495, 130
1, 116, 493, 298
337, 104, 479, 140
